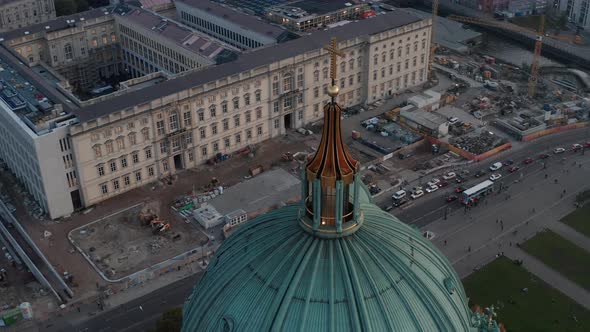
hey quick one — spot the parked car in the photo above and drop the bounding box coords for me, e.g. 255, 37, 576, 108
508, 166, 520, 173
437, 181, 449, 188
425, 185, 439, 193
448, 117, 459, 125
411, 190, 424, 199
489, 162, 503, 171
474, 170, 486, 178
442, 172, 456, 180
584, 142, 590, 148
489, 173, 502, 181
455, 186, 465, 193
571, 143, 583, 151
446, 195, 458, 202
455, 176, 464, 184
427, 178, 441, 187
523, 158, 533, 164
553, 147, 566, 154
392, 190, 406, 201
502, 159, 514, 166
393, 199, 409, 207
538, 153, 550, 159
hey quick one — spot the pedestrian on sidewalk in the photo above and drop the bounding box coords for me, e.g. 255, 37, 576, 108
444, 240, 447, 246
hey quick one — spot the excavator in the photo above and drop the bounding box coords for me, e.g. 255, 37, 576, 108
150, 218, 171, 235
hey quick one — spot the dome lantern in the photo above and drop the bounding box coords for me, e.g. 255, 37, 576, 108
300, 38, 362, 238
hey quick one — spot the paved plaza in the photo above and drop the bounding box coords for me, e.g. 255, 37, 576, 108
424, 152, 590, 309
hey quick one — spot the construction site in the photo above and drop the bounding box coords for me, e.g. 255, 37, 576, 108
69, 201, 207, 280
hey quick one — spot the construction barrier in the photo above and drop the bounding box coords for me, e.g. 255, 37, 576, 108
424, 136, 512, 162
473, 142, 512, 161
522, 122, 590, 142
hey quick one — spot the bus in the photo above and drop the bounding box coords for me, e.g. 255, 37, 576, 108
461, 180, 494, 205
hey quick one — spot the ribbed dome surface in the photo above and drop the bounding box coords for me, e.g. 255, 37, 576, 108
182, 202, 475, 331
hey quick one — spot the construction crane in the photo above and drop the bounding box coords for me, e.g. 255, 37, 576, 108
428, 0, 439, 80
447, 14, 582, 97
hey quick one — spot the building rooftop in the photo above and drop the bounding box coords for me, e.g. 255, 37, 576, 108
212, 0, 292, 15
74, 10, 423, 123
401, 107, 448, 130
0, 7, 113, 42
177, 0, 286, 39
123, 8, 233, 60
400, 8, 480, 53
207, 168, 300, 216
0, 51, 77, 135
287, 0, 362, 16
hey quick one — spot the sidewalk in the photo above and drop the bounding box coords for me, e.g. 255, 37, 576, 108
423, 153, 590, 309
504, 247, 590, 310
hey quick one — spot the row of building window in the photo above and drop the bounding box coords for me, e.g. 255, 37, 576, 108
372, 55, 424, 81
100, 166, 154, 195
119, 25, 198, 72
92, 130, 149, 158
179, 11, 264, 49
96, 148, 152, 177
313, 57, 362, 82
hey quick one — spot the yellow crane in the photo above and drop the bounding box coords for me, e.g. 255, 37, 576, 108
447, 15, 583, 97
428, 0, 439, 80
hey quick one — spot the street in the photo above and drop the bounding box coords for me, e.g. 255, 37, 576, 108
384, 127, 590, 227
43, 273, 202, 332
36, 128, 590, 331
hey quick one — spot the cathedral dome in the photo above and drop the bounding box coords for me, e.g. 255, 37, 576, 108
182, 194, 475, 331
183, 37, 476, 332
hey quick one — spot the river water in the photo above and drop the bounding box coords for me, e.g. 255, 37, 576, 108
476, 33, 562, 67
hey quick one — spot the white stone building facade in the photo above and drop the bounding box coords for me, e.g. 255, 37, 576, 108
68, 15, 432, 209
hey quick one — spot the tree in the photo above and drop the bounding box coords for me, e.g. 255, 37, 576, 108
151, 307, 183, 332
55, 0, 77, 16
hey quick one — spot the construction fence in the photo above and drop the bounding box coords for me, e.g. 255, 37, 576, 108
521, 122, 590, 142
425, 136, 512, 162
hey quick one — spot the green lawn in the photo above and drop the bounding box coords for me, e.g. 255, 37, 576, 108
562, 204, 590, 238
464, 257, 590, 332
522, 230, 590, 291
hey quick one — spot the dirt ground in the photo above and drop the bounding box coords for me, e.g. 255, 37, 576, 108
70, 201, 207, 279
0, 133, 313, 312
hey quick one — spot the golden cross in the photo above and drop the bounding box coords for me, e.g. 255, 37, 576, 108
323, 37, 344, 82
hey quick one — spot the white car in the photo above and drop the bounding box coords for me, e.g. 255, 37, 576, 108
448, 117, 459, 125
553, 147, 566, 154
442, 172, 456, 180
489, 162, 503, 171
411, 190, 424, 199
427, 178, 441, 187
425, 185, 439, 193
392, 190, 406, 200
423, 231, 436, 240
489, 173, 502, 181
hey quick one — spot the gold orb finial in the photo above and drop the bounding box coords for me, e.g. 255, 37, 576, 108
327, 85, 339, 97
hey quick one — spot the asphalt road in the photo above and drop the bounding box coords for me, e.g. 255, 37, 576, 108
40, 128, 590, 332
45, 272, 202, 332
383, 127, 590, 227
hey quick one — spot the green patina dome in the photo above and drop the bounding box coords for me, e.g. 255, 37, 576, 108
182, 186, 476, 331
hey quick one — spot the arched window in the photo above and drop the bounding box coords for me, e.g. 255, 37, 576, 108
64, 43, 73, 60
